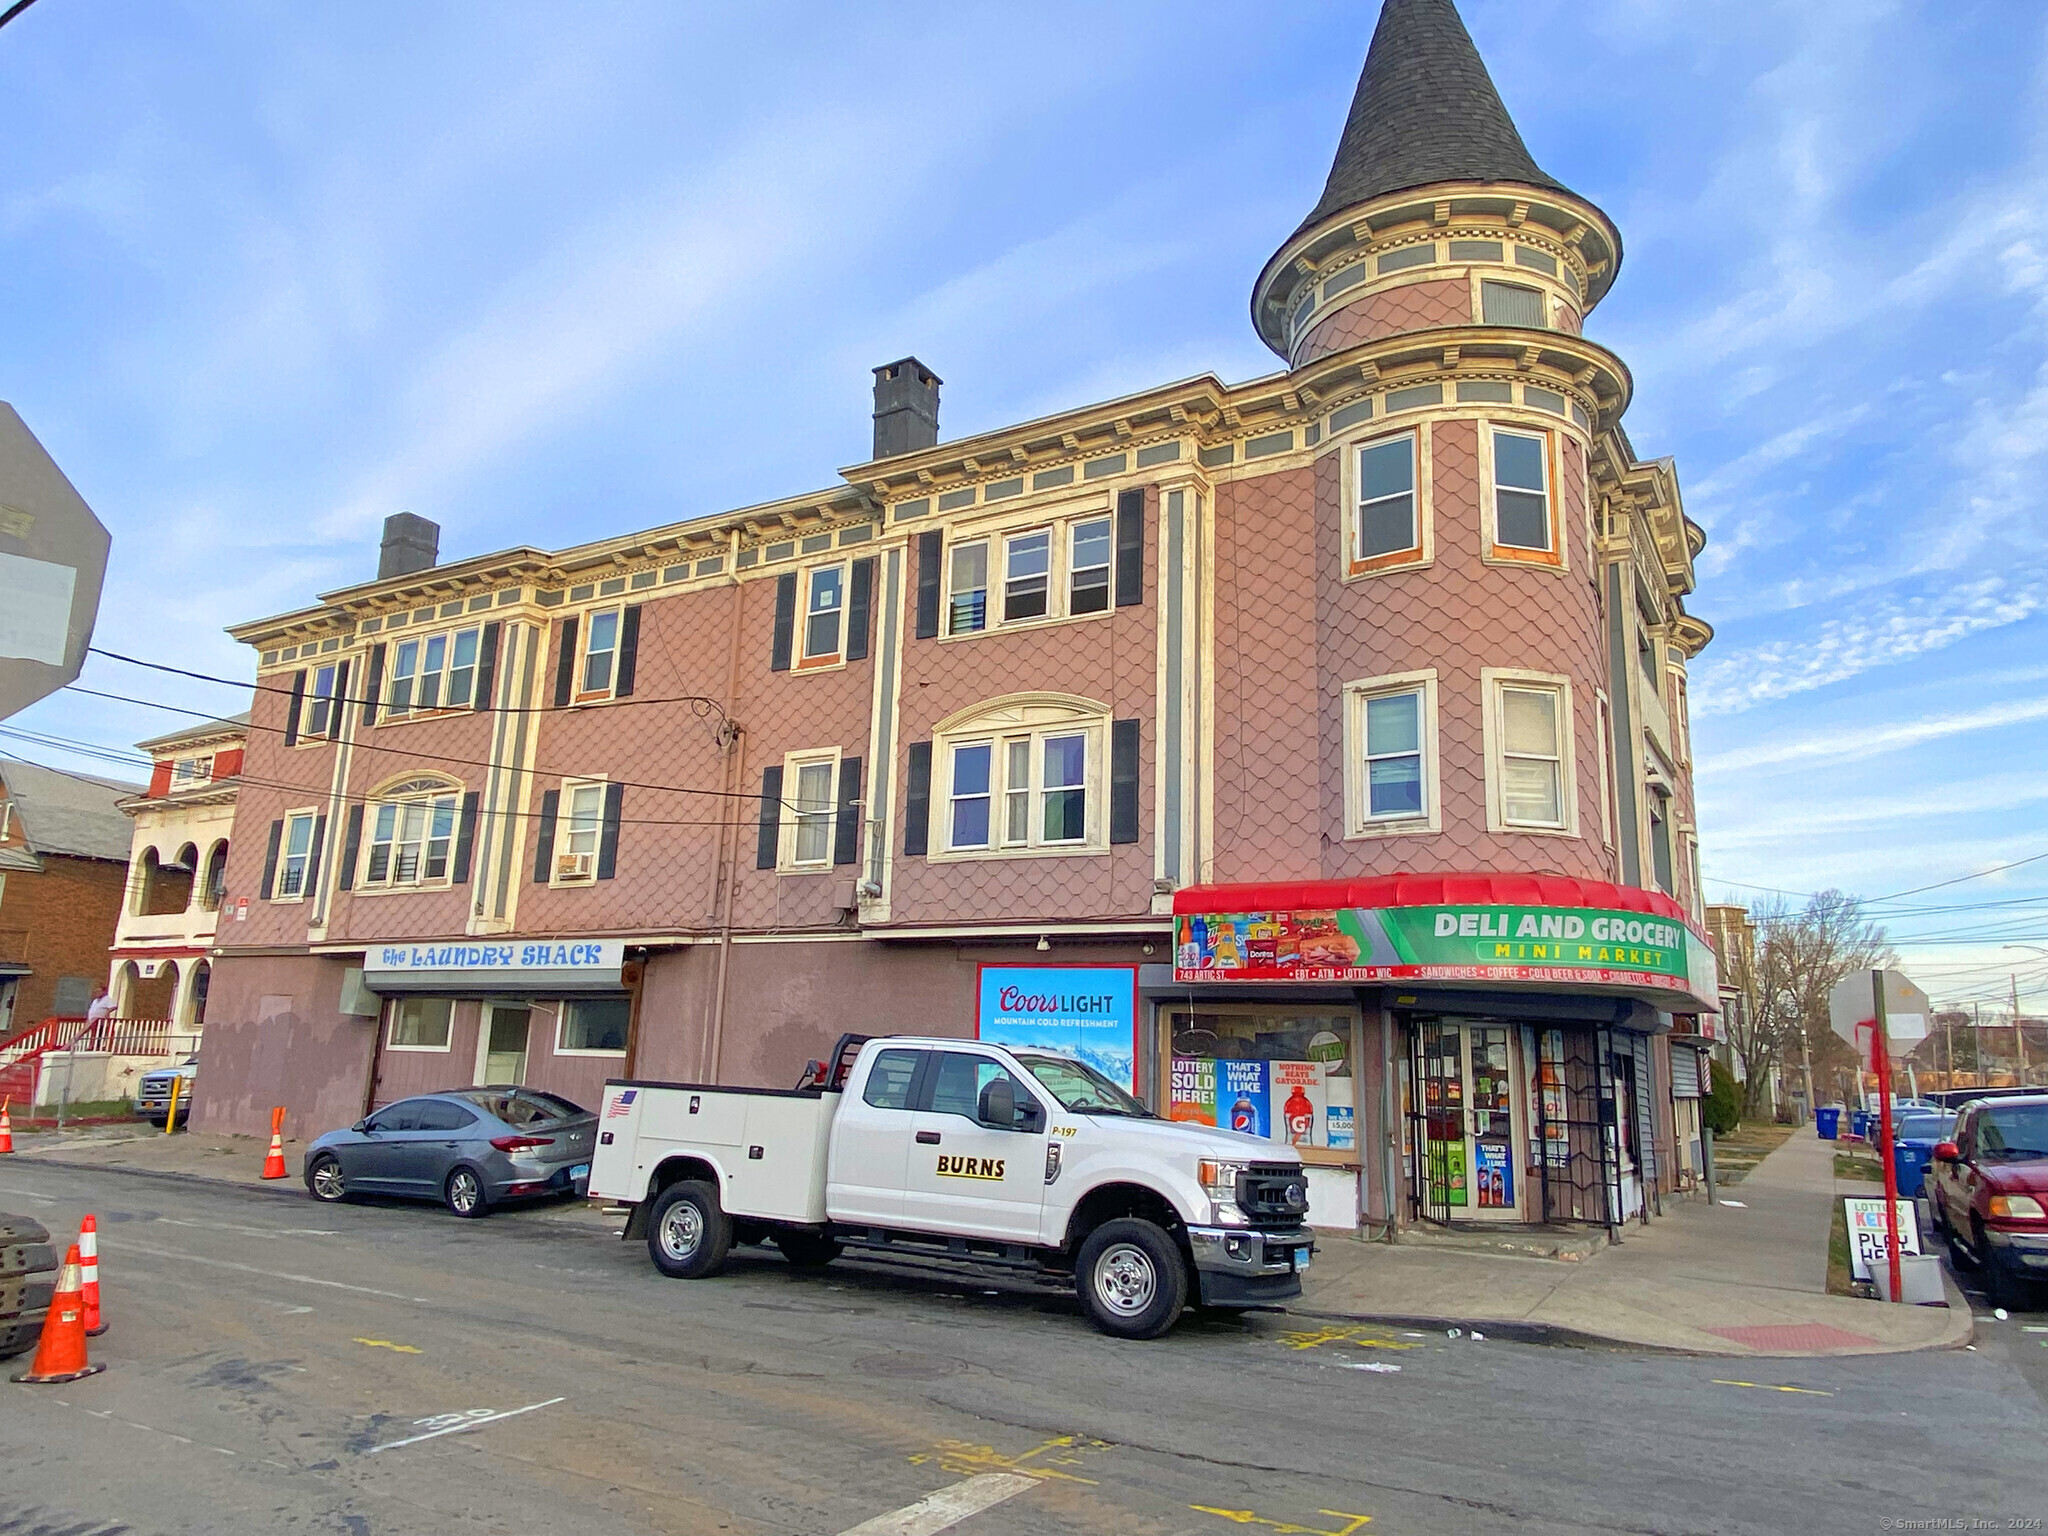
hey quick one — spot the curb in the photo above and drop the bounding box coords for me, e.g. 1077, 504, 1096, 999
1288, 1306, 1657, 1353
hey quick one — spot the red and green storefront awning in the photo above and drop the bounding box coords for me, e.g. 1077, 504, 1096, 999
1172, 873, 1719, 1013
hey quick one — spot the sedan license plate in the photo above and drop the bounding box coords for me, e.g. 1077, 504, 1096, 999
570, 1163, 590, 1179
1295, 1246, 1312, 1272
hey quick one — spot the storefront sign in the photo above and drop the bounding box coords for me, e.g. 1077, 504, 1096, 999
976, 965, 1137, 1095
1174, 903, 1718, 1008
362, 938, 625, 994
1844, 1197, 1922, 1281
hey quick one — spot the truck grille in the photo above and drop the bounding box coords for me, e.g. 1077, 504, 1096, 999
1236, 1163, 1310, 1229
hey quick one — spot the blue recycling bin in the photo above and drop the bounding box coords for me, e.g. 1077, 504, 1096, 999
1893, 1141, 1934, 1199
1816, 1106, 1841, 1140
1851, 1109, 1873, 1141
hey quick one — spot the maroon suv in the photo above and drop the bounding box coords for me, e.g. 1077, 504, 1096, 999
1928, 1093, 2048, 1307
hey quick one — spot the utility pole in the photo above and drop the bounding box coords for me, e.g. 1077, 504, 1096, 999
1975, 1002, 1982, 1087
2015, 974, 2031, 1087
1944, 1008, 1954, 1091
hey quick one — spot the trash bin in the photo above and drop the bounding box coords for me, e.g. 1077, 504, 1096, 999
1816, 1106, 1841, 1140
1894, 1142, 1933, 1198
1852, 1109, 1873, 1141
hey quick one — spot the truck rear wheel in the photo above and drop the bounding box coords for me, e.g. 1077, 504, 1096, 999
648, 1180, 732, 1279
1075, 1218, 1188, 1340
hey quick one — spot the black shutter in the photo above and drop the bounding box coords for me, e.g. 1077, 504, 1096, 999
846, 559, 874, 662
770, 573, 796, 672
1110, 718, 1140, 845
756, 766, 783, 869
337, 804, 364, 892
283, 670, 306, 746
451, 791, 481, 883
305, 813, 328, 894
914, 531, 942, 639
833, 756, 862, 866
1115, 488, 1144, 607
615, 606, 641, 697
329, 661, 350, 740
361, 643, 385, 727
532, 790, 559, 882
904, 742, 932, 856
596, 781, 624, 879
552, 618, 579, 707
474, 622, 501, 712
259, 819, 283, 899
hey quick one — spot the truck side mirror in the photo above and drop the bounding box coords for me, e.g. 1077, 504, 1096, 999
978, 1077, 1016, 1129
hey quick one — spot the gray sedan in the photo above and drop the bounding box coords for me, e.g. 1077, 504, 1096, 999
303, 1088, 596, 1217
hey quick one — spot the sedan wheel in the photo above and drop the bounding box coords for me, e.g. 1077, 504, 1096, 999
306, 1154, 347, 1203
444, 1167, 489, 1219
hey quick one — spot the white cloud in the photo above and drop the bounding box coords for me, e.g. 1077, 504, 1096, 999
1702, 696, 2048, 774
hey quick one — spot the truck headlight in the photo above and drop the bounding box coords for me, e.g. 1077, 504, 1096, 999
1989, 1194, 2046, 1220
1199, 1159, 1251, 1226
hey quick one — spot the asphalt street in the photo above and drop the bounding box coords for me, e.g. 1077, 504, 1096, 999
2, 1162, 2044, 1536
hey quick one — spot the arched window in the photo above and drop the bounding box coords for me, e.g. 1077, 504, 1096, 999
358, 776, 463, 889
929, 694, 1109, 859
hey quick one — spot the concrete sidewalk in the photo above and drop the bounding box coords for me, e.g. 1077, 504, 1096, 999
3, 1123, 1973, 1357
1300, 1123, 1973, 1357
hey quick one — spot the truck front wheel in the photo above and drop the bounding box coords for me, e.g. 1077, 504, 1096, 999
648, 1180, 733, 1279
1075, 1218, 1188, 1340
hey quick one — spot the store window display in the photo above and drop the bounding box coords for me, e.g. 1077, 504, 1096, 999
1165, 1009, 1356, 1155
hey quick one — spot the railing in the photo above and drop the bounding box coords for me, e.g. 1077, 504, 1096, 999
0, 1016, 189, 1110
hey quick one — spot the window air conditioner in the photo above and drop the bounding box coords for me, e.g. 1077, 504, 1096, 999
555, 852, 595, 881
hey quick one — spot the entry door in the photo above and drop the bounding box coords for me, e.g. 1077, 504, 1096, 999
901, 1051, 1048, 1243
479, 1005, 531, 1085
1416, 1022, 1523, 1222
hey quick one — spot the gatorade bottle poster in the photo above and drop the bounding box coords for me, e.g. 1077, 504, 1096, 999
1219, 1060, 1269, 1138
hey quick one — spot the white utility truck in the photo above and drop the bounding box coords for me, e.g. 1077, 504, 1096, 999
588, 1034, 1313, 1339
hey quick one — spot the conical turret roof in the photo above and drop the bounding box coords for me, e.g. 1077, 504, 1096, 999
1296, 0, 1568, 235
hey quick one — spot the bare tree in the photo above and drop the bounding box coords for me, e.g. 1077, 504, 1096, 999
1721, 891, 1893, 1116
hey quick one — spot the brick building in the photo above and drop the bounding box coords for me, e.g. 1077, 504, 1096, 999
199, 0, 1717, 1236
0, 758, 139, 1037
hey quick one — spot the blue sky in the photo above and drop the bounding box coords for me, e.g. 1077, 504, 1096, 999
3, 0, 2045, 1017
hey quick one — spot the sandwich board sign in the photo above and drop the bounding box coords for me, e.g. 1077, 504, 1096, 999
0, 403, 110, 722
1844, 1197, 1922, 1282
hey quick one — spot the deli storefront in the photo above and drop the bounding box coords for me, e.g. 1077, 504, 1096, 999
1154, 875, 1720, 1236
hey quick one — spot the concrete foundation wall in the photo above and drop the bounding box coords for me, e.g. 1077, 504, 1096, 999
190, 955, 376, 1139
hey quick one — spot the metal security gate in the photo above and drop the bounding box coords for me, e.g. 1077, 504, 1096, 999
1405, 1019, 1464, 1225
1532, 1025, 1625, 1235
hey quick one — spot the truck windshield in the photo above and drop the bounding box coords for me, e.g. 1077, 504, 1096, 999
1979, 1104, 2048, 1161
1014, 1054, 1152, 1117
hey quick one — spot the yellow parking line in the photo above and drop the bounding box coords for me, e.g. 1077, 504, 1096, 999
353, 1337, 422, 1354
1711, 1379, 1830, 1396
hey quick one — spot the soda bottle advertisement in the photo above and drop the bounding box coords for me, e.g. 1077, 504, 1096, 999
1474, 1141, 1514, 1209
1219, 1059, 1269, 1138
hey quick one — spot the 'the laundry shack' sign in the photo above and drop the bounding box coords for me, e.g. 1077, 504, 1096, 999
362, 938, 625, 993
1174, 903, 1718, 1009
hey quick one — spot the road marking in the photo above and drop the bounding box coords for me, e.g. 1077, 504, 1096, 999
1192, 1506, 1372, 1534
836, 1474, 1037, 1536
105, 1240, 432, 1303
354, 1338, 422, 1354
1277, 1324, 1418, 1352
1711, 1380, 1833, 1396
364, 1397, 566, 1455
155, 1216, 339, 1238
908, 1433, 1112, 1485
47, 1400, 238, 1457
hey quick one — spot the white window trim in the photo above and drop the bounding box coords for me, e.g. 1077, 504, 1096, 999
355, 779, 463, 893
938, 499, 1118, 640
777, 747, 842, 874
273, 807, 319, 903
929, 694, 1109, 863
553, 996, 632, 1058
383, 624, 484, 721
1341, 670, 1441, 838
383, 995, 454, 1054
548, 775, 609, 887
1478, 422, 1566, 571
298, 665, 338, 745
1595, 689, 1616, 853
1480, 668, 1579, 837
1339, 427, 1434, 578
576, 606, 624, 702
795, 564, 848, 672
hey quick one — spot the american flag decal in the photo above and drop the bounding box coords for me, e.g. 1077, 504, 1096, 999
606, 1089, 637, 1119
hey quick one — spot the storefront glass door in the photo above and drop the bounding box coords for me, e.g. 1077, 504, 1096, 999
480, 1004, 530, 1085
1409, 1020, 1523, 1222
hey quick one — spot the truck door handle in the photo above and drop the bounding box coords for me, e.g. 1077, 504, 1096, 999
916, 1131, 941, 1145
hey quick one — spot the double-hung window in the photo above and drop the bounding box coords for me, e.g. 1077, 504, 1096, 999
789, 756, 836, 867
171, 756, 212, 788
945, 728, 1092, 852
386, 627, 480, 716
553, 779, 605, 883
277, 811, 316, 898
948, 542, 989, 634
581, 609, 621, 697
1352, 433, 1422, 571
1489, 429, 1556, 561
305, 665, 338, 738
362, 782, 461, 887
1068, 517, 1112, 614
1003, 530, 1051, 622
1488, 675, 1573, 832
1344, 674, 1436, 835
801, 566, 845, 666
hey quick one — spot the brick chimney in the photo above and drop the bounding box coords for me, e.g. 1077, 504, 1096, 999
871, 358, 941, 459
378, 512, 440, 580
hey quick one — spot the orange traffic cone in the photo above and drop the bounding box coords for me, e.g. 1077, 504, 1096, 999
10, 1244, 104, 1384
261, 1105, 288, 1180
0, 1098, 13, 1154
78, 1215, 106, 1336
